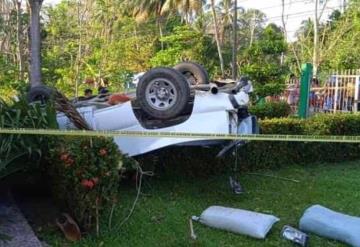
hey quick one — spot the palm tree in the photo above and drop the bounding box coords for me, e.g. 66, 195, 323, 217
161, 0, 204, 24
123, 0, 167, 48
216, 0, 231, 44
216, 0, 244, 45
237, 9, 266, 48
124, 0, 205, 47
28, 0, 43, 87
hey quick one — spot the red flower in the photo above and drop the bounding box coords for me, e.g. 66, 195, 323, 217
99, 148, 107, 156
81, 179, 95, 189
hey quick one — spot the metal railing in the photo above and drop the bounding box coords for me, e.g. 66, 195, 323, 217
280, 70, 360, 114
313, 70, 360, 113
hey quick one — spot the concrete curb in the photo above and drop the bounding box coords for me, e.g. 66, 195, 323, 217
0, 191, 43, 247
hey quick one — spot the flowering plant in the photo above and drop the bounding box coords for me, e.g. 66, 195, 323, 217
47, 136, 133, 232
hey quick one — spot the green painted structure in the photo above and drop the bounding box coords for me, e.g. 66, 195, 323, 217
298, 63, 313, 118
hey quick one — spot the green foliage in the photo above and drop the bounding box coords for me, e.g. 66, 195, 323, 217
150, 25, 217, 74
0, 56, 18, 88
259, 117, 305, 134
0, 4, 28, 84
306, 113, 360, 135
4, 0, 360, 98
43, 3, 158, 95
253, 83, 286, 102
238, 114, 360, 170
0, 93, 57, 179
289, 2, 360, 73
40, 161, 360, 247
47, 137, 134, 230
241, 24, 289, 99
249, 101, 292, 120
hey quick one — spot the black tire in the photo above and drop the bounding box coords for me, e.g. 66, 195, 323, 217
136, 67, 190, 119
174, 62, 209, 85
27, 85, 54, 104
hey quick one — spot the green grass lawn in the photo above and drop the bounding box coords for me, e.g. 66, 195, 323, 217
43, 160, 360, 247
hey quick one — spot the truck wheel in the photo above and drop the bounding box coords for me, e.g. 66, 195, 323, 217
28, 85, 54, 104
137, 67, 190, 119
174, 62, 209, 85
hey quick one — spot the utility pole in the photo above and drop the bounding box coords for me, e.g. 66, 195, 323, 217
313, 0, 319, 77
232, 0, 238, 80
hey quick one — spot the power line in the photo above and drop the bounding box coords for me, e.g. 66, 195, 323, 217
266, 7, 339, 21
248, 0, 311, 11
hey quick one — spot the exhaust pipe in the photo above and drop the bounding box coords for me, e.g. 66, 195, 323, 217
191, 83, 219, 94
191, 77, 249, 95
210, 86, 218, 94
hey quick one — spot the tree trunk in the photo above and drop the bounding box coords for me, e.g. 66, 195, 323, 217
210, 0, 224, 78
281, 0, 301, 73
159, 23, 164, 50
232, 0, 238, 80
249, 11, 256, 47
75, 0, 82, 98
156, 16, 164, 50
15, 0, 25, 81
313, 0, 319, 77
28, 0, 43, 87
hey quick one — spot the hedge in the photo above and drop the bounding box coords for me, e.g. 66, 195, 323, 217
137, 114, 360, 176
249, 101, 292, 119
239, 114, 360, 170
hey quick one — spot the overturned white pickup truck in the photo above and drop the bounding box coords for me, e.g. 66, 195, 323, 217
54, 63, 258, 157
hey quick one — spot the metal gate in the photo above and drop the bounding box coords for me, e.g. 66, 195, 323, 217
314, 70, 360, 113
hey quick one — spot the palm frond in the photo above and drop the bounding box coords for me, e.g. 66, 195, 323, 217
0, 93, 57, 179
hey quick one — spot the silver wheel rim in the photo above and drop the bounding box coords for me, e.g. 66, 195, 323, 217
145, 78, 178, 111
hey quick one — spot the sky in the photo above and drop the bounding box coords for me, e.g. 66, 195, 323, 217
239, 0, 343, 40
43, 0, 343, 40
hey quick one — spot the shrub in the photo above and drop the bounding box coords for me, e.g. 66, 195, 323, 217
249, 101, 291, 119
260, 117, 304, 134
0, 95, 57, 179
238, 114, 360, 170
47, 137, 133, 231
136, 146, 232, 178
307, 114, 360, 135
139, 114, 360, 176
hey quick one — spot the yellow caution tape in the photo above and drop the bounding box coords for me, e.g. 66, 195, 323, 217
0, 128, 360, 143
